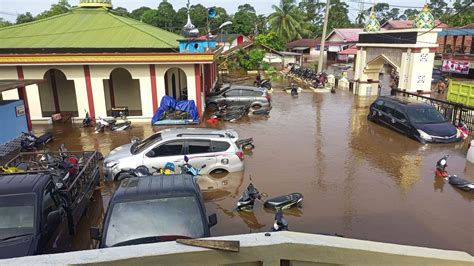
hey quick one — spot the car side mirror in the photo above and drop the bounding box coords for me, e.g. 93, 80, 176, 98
90, 226, 101, 240
47, 210, 61, 228
131, 136, 140, 145
208, 213, 217, 228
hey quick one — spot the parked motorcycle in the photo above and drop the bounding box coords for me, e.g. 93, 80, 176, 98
290, 83, 298, 97
95, 117, 131, 133
20, 132, 54, 151
180, 155, 206, 177
435, 155, 474, 192
255, 79, 272, 90
456, 120, 469, 141
118, 163, 176, 180
81, 111, 94, 128
272, 209, 289, 232
236, 138, 255, 150
237, 177, 262, 211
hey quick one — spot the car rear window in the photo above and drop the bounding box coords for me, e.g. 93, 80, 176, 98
224, 89, 240, 97
211, 141, 230, 152
188, 140, 211, 154
242, 90, 263, 97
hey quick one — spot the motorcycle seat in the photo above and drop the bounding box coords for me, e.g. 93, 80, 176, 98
264, 193, 303, 208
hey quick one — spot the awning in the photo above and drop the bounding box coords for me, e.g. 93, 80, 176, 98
438, 28, 474, 36
292, 47, 309, 51
338, 46, 358, 55
0, 79, 45, 92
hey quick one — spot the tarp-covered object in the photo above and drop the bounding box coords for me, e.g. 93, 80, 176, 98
152, 96, 199, 125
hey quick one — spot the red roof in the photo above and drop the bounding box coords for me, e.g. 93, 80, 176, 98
332, 28, 363, 42
381, 20, 448, 29
461, 23, 474, 29
287, 38, 321, 48
338, 45, 357, 55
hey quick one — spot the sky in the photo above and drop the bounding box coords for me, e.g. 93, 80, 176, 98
0, 0, 432, 22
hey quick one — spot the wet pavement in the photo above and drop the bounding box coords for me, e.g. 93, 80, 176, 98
31, 79, 473, 255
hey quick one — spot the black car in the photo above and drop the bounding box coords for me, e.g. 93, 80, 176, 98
0, 173, 69, 259
91, 174, 217, 248
368, 96, 460, 144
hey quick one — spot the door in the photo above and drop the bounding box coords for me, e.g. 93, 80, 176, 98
379, 101, 396, 128
223, 89, 242, 107
391, 107, 411, 134
370, 99, 385, 123
240, 89, 258, 107
184, 140, 217, 173
142, 140, 185, 172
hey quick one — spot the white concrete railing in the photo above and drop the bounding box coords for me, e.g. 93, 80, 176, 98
1, 231, 472, 265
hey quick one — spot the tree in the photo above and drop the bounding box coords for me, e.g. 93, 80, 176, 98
299, 0, 325, 36
142, 9, 160, 27
189, 4, 208, 32
36, 0, 70, 20
402, 9, 419, 20
0, 18, 12, 28
325, 0, 352, 33
156, 1, 177, 31
255, 31, 285, 51
232, 4, 258, 35
447, 0, 474, 27
209, 7, 231, 32
16, 12, 34, 24
113, 7, 130, 17
232, 48, 265, 70
268, 0, 309, 42
363, 3, 390, 24
255, 14, 268, 35
130, 6, 151, 21
428, 0, 448, 20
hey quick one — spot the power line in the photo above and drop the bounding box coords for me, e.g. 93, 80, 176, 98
345, 0, 425, 9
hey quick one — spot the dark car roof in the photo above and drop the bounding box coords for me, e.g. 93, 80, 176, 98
0, 173, 50, 195
378, 96, 431, 108
112, 175, 200, 203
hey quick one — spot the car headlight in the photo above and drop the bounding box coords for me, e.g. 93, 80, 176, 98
417, 129, 432, 141
105, 160, 118, 168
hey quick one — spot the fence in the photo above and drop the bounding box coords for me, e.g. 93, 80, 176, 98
394, 89, 474, 137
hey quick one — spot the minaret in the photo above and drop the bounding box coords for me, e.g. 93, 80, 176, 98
79, 0, 112, 8
182, 0, 199, 37
364, 0, 380, 32
413, 4, 435, 29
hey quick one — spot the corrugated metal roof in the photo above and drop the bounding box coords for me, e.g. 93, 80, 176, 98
287, 38, 321, 48
0, 7, 182, 50
332, 28, 363, 43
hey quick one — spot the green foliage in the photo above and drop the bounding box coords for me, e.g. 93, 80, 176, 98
113, 7, 130, 17
155, 1, 177, 31
447, 0, 474, 27
268, 0, 310, 42
402, 9, 418, 20
16, 12, 34, 24
326, 0, 352, 31
0, 18, 13, 28
232, 4, 258, 35
130, 6, 151, 21
255, 32, 285, 51
35, 0, 70, 20
229, 48, 265, 71
210, 7, 231, 32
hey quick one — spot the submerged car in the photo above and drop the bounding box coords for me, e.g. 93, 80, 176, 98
206, 84, 271, 111
103, 128, 244, 181
368, 96, 460, 144
90, 175, 217, 248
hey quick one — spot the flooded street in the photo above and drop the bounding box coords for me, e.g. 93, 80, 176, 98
31, 81, 473, 255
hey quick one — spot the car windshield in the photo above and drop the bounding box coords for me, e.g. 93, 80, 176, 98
407, 107, 447, 124
0, 194, 36, 240
105, 197, 204, 247
131, 133, 162, 155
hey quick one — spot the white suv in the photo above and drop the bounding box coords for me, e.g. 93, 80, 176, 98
103, 128, 245, 181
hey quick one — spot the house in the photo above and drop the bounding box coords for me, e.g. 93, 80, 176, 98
325, 28, 364, 62
381, 19, 448, 30
438, 24, 474, 77
215, 33, 250, 51
0, 0, 219, 126
286, 38, 321, 63
224, 41, 302, 68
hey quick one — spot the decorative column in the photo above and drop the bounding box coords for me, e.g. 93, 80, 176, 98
83, 65, 96, 118
149, 64, 158, 112
16, 66, 32, 130
194, 64, 203, 118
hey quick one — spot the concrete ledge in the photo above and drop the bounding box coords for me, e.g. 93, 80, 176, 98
1, 232, 472, 265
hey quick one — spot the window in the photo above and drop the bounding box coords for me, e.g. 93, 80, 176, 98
241, 90, 262, 97
211, 141, 230, 152
42, 183, 59, 228
147, 141, 184, 157
131, 133, 162, 155
187, 140, 211, 154
381, 102, 395, 114
224, 89, 241, 97
392, 107, 407, 120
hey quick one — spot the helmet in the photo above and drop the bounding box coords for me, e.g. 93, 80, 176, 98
164, 162, 175, 172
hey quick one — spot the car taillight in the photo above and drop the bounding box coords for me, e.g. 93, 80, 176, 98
236, 151, 244, 161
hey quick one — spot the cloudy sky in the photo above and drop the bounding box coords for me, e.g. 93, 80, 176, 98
0, 0, 432, 22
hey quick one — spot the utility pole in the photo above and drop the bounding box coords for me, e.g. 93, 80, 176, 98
318, 0, 330, 73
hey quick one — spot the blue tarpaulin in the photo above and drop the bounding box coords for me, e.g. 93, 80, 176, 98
151, 96, 199, 125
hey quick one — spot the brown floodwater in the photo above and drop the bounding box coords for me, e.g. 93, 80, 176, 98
31, 78, 474, 255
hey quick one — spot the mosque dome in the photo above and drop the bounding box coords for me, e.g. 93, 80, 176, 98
413, 4, 435, 29
79, 0, 112, 8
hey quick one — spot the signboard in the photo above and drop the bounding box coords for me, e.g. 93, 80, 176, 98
15, 104, 25, 117
442, 60, 470, 75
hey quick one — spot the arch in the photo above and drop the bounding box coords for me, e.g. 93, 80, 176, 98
38, 69, 78, 117
164, 68, 188, 101
363, 55, 400, 95
103, 68, 142, 116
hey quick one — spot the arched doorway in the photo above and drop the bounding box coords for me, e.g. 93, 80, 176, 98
38, 69, 78, 117
103, 68, 142, 116
164, 68, 187, 100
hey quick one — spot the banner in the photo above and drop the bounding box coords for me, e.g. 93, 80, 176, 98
442, 60, 470, 75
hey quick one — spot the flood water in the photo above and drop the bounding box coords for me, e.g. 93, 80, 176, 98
31, 79, 474, 255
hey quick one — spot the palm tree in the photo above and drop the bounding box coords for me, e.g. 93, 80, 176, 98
268, 0, 309, 42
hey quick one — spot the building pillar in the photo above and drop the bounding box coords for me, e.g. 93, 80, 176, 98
50, 70, 61, 113
83, 65, 96, 118
16, 66, 32, 131
149, 64, 158, 112
25, 85, 43, 120
108, 78, 115, 108
194, 64, 203, 118
443, 35, 447, 53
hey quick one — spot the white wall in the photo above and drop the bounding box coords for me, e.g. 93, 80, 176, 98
157, 64, 196, 107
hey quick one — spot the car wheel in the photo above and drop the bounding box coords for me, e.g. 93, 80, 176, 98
251, 104, 262, 110
207, 103, 218, 112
